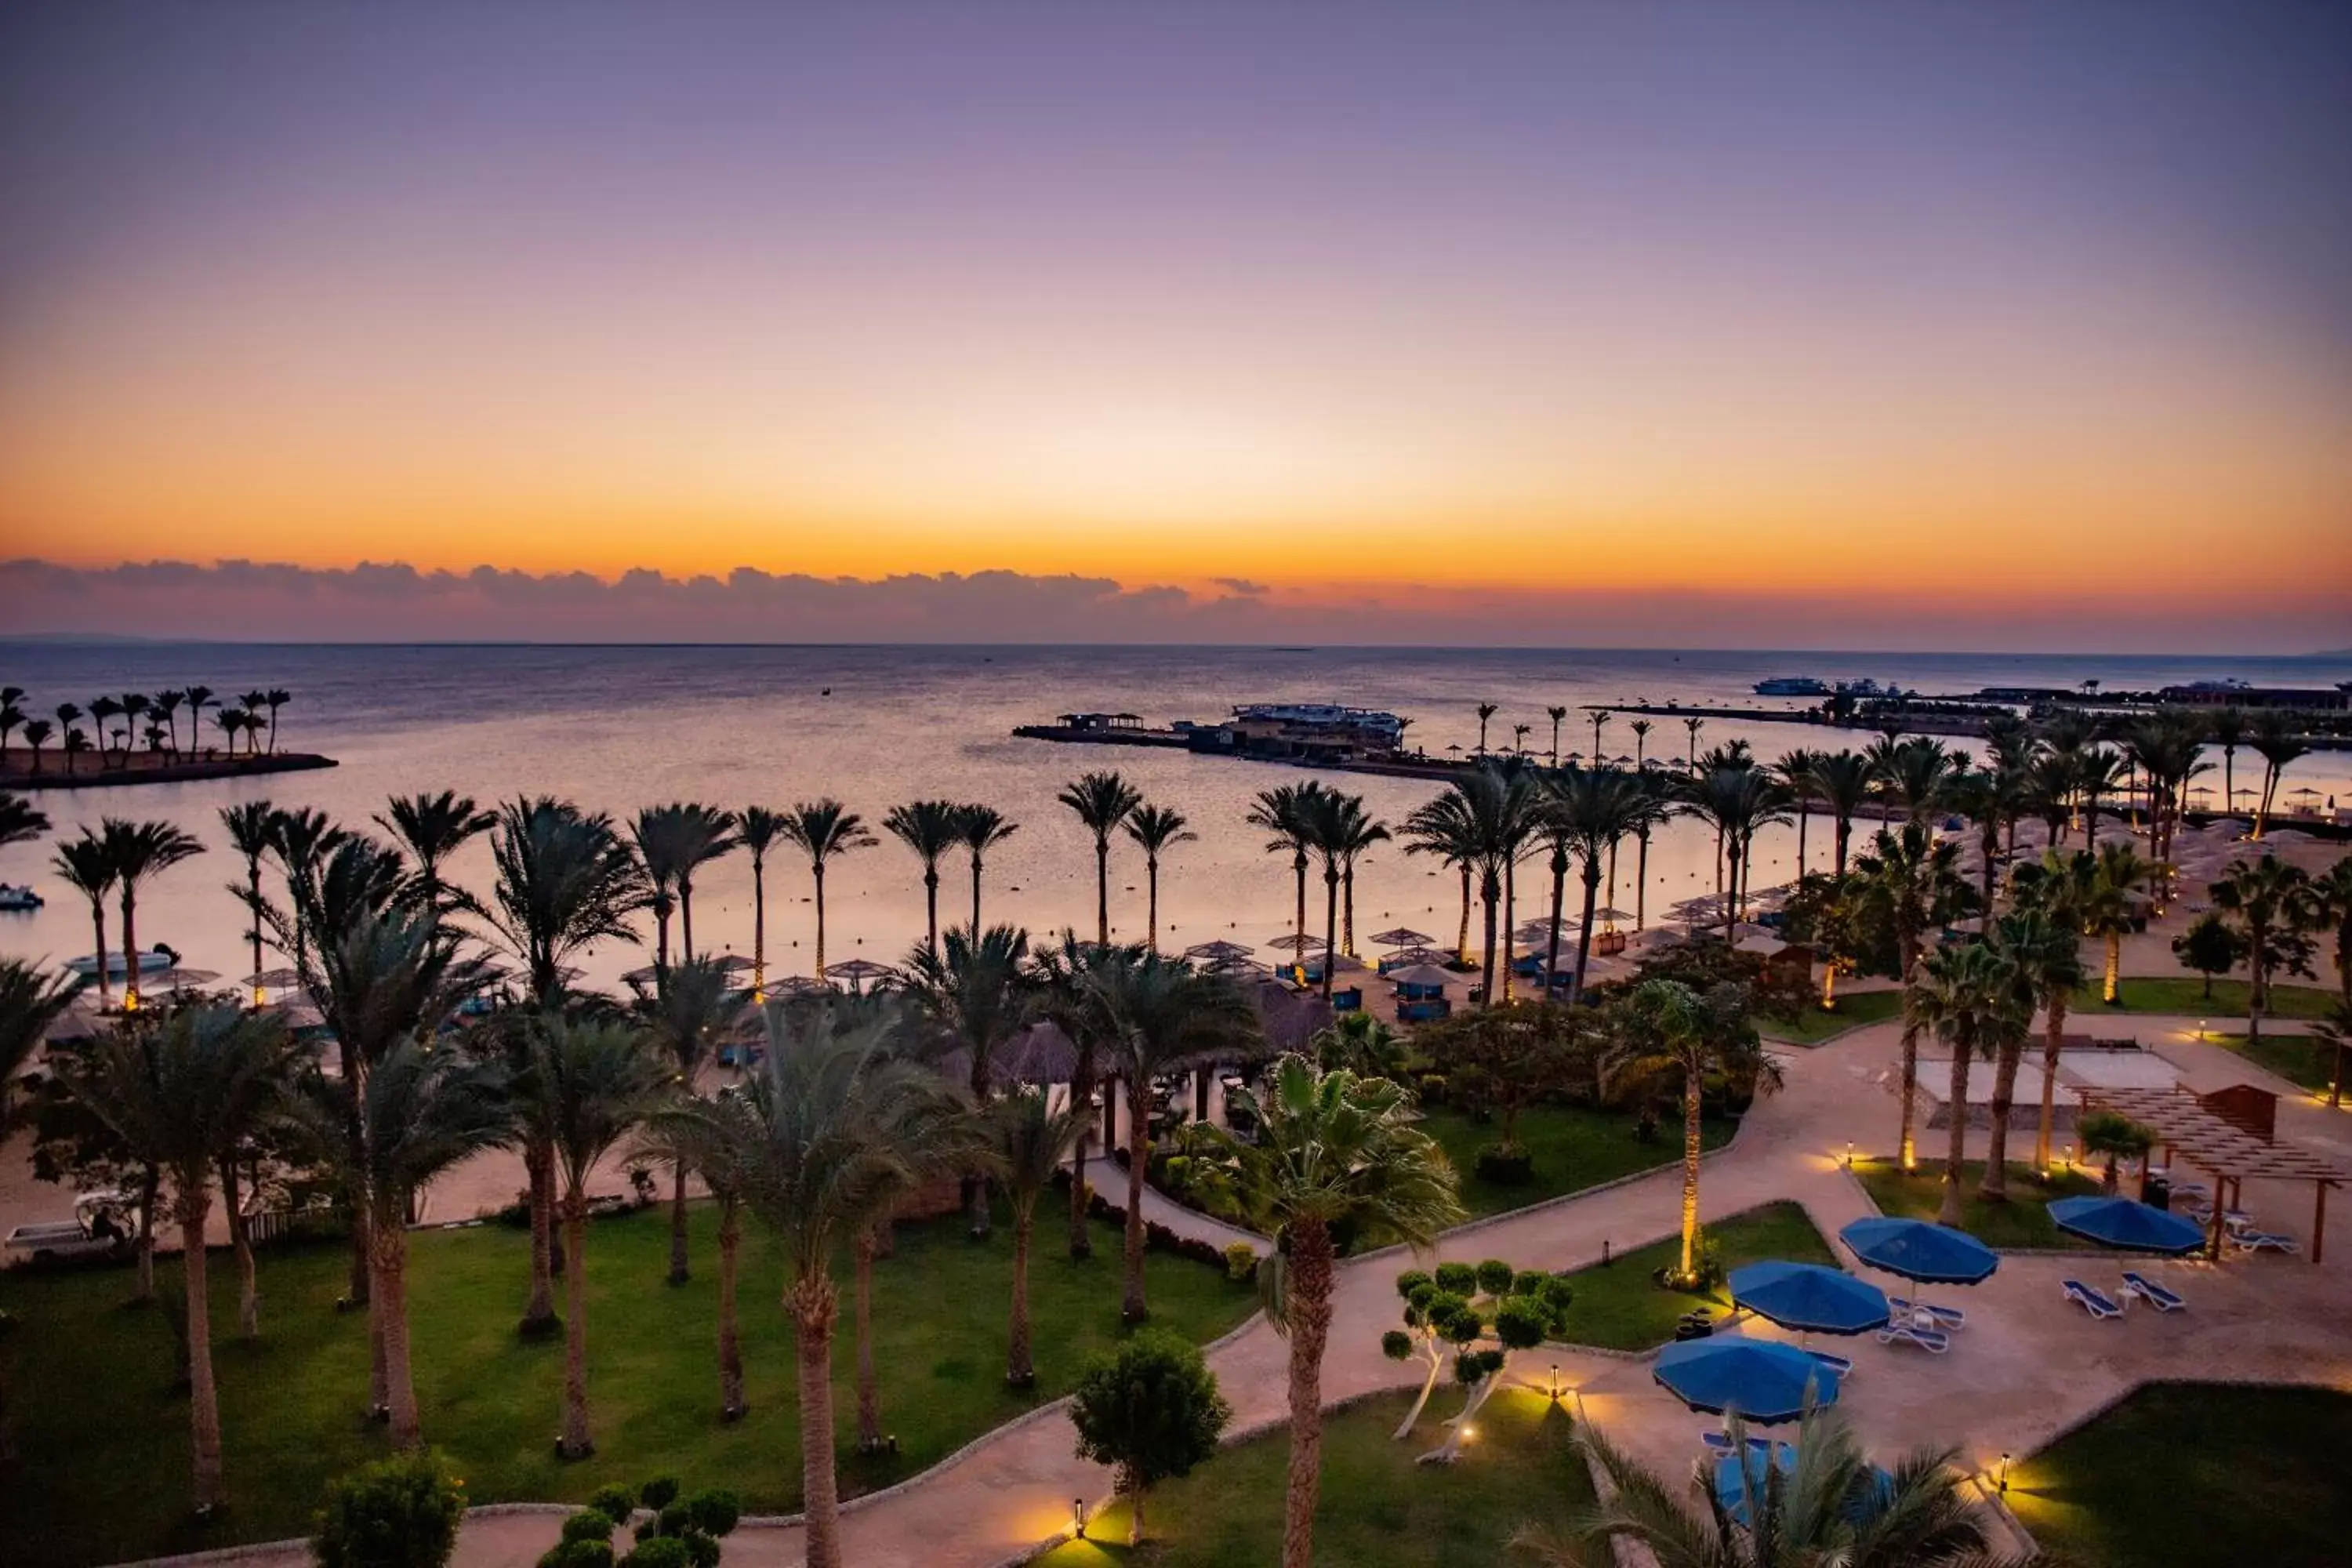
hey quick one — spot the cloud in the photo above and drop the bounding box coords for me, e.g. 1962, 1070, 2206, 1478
1211, 576, 1270, 596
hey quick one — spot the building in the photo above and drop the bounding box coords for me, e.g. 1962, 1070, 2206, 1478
1183, 702, 1409, 761
2157, 684, 2349, 712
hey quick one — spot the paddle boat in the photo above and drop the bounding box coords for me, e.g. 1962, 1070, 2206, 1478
64, 944, 180, 979
0, 883, 41, 912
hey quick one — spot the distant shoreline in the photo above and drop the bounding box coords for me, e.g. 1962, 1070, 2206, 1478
0, 749, 338, 790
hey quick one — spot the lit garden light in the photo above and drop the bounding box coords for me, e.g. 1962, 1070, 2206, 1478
1997, 1452, 2012, 1494
1072, 1497, 1086, 1540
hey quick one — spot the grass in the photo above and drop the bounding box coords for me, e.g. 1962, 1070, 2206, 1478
1757, 987, 1904, 1044
2008, 1381, 2352, 1568
1550, 1200, 1834, 1352
2205, 1033, 2345, 1098
1853, 1160, 2102, 1248
0, 1202, 1256, 1568
1414, 1103, 1735, 1219
1030, 1386, 1592, 1568
2066, 978, 2334, 1020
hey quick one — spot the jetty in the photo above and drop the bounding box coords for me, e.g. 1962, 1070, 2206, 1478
2, 750, 339, 790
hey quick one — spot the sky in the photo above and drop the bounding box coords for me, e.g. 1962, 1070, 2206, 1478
2, 2, 2348, 651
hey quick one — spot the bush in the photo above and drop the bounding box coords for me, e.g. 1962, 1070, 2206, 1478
1433, 1261, 1477, 1295
619, 1538, 690, 1568
538, 1544, 612, 1568
1474, 1258, 1515, 1295
561, 1512, 616, 1546
637, 1477, 681, 1512
682, 1490, 739, 1538
1418, 1073, 1448, 1105
1472, 1142, 1535, 1185
587, 1485, 637, 1524
312, 1450, 466, 1568
1222, 1241, 1258, 1283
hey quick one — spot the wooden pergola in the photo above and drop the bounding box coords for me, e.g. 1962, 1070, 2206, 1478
2083, 1087, 2344, 1264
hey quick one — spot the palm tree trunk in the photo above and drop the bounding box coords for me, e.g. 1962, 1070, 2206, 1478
560, 1198, 592, 1457
790, 1277, 845, 1568
970, 851, 984, 932
1068, 1048, 1095, 1261
2103, 932, 2121, 1004
1007, 1208, 1035, 1385
1835, 815, 1852, 877
1479, 869, 1500, 1006
1635, 828, 1651, 930
374, 1214, 423, 1449
1500, 857, 1517, 1004
2034, 993, 2067, 1174
1570, 866, 1601, 1005
1981, 1036, 2021, 1202
1320, 868, 1340, 1002
120, 885, 141, 1011
1940, 1050, 1972, 1227
751, 858, 768, 997
1122, 1079, 1151, 1321
854, 1229, 882, 1451
1795, 803, 1808, 880
1896, 924, 1921, 1169
1127, 1468, 1146, 1545
669, 1163, 691, 1285
1145, 858, 1160, 953
1543, 851, 1567, 994
1678, 1069, 1701, 1280
221, 1158, 259, 1338
924, 865, 940, 955
1294, 852, 1308, 952
85, 898, 112, 1011
1455, 864, 1473, 964
246, 868, 263, 1002
1722, 841, 1742, 942
1095, 841, 1110, 948
813, 862, 828, 977
521, 1142, 557, 1332
134, 1167, 158, 1301
180, 1194, 225, 1512
1279, 1218, 1336, 1568
717, 1200, 746, 1419
653, 903, 671, 976
681, 887, 697, 963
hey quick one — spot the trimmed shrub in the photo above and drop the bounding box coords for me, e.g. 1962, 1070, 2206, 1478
587, 1485, 637, 1523
1433, 1261, 1478, 1295
1472, 1142, 1534, 1185
1222, 1240, 1258, 1283
561, 1512, 616, 1546
619, 1537, 690, 1568
1474, 1258, 1515, 1295
637, 1477, 681, 1512
312, 1450, 466, 1568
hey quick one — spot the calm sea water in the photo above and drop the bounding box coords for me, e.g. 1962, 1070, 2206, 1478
4, 644, 2347, 987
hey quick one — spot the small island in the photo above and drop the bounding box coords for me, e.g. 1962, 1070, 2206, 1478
0, 681, 337, 789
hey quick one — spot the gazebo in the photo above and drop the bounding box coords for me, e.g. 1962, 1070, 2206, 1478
2082, 1085, 2344, 1262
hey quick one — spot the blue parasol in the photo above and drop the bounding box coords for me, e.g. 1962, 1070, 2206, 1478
1840, 1217, 2000, 1286
1728, 1261, 1891, 1336
2048, 1196, 2205, 1254
1653, 1338, 1842, 1425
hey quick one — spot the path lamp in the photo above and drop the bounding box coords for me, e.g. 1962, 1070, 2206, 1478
1073, 1497, 1086, 1540
1997, 1453, 2011, 1494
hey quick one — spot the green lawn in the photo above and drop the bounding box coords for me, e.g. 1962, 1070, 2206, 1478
1414, 1104, 1735, 1219
1853, 1160, 2102, 1248
1031, 1386, 1592, 1568
1553, 1201, 1834, 1352
2009, 1382, 2352, 1568
1757, 987, 1904, 1044
0, 1203, 1255, 1568
2067, 978, 2334, 1020
2207, 1033, 2345, 1098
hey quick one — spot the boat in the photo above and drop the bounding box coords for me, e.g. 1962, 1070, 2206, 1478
0, 883, 41, 912
64, 945, 180, 979
1753, 677, 1831, 696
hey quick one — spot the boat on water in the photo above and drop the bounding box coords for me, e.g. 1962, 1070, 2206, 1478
0, 883, 41, 912
64, 945, 181, 979
1753, 677, 1831, 696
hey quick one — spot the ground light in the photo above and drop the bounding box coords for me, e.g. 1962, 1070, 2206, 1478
1997, 1452, 2012, 1494
1073, 1497, 1086, 1540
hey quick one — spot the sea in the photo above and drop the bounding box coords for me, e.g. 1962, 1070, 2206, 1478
3, 644, 2347, 989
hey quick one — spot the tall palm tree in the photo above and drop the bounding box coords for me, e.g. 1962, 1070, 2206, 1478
183, 685, 214, 753
53, 831, 118, 1010
217, 801, 277, 1001
1630, 717, 1654, 768
1808, 750, 1873, 877
1403, 768, 1537, 1001
636, 1090, 762, 1419
633, 955, 750, 1284
88, 695, 123, 767
2311, 856, 2352, 1005
264, 805, 347, 977
1192, 1058, 1461, 1568
1991, 908, 2082, 1196
739, 805, 787, 998
1122, 803, 1196, 953
1908, 939, 2031, 1225
1679, 765, 1791, 937
1247, 783, 1323, 958
1475, 701, 1499, 756
1541, 768, 1647, 1001
954, 803, 1020, 933
0, 792, 47, 853
2211, 706, 2246, 821
679, 1002, 967, 1568
2074, 746, 2128, 843
1514, 1408, 2006, 1568
1772, 750, 1820, 880
1871, 736, 1958, 826
884, 799, 964, 956
778, 798, 877, 978
977, 1089, 1087, 1387
55, 1003, 297, 1513
374, 790, 495, 921
900, 921, 1035, 1235
1545, 704, 1568, 766
524, 1017, 670, 1458
1058, 771, 1142, 948
1033, 931, 1142, 1259
102, 818, 205, 1011
631, 805, 695, 975
2247, 711, 2311, 839
1301, 791, 1383, 1000
285, 1040, 511, 1447
1605, 979, 1776, 1282
212, 706, 245, 759
152, 688, 184, 760
0, 688, 24, 765
2080, 840, 2156, 1004
2210, 855, 2317, 1044
1854, 823, 1973, 1169
262, 688, 290, 753
18, 718, 53, 775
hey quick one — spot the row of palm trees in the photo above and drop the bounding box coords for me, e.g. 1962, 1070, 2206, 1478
0, 684, 292, 774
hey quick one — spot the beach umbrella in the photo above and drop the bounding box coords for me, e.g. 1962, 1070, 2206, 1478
710, 953, 757, 974
768, 975, 833, 998
1366, 927, 1436, 948
147, 967, 223, 991
1727, 1262, 1889, 1337
1711, 1448, 1893, 1529
1385, 964, 1457, 989
244, 967, 303, 991
1653, 1337, 1842, 1425
1388, 945, 1456, 967
2047, 1196, 2205, 1254
1265, 933, 1328, 953
822, 958, 896, 992
1184, 940, 1255, 962
1839, 1217, 1999, 1286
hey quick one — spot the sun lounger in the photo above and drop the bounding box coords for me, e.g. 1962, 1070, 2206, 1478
1807, 1349, 1855, 1379
1887, 1297, 1965, 1332
2063, 1279, 2124, 1319
2230, 1230, 2299, 1255
1875, 1321, 1951, 1353
2119, 1272, 2186, 1312
1701, 1432, 1779, 1457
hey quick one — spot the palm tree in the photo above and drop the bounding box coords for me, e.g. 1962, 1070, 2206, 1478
1605, 979, 1776, 1282
153, 688, 184, 760
1541, 768, 1646, 1001
1189, 1058, 1462, 1568
1512, 721, 1534, 757
2312, 856, 2352, 1005
0, 790, 48, 850
978, 1090, 1087, 1387
1680, 764, 1791, 936
374, 790, 495, 920
1772, 750, 1820, 881
778, 798, 876, 978
1991, 908, 2082, 1196
1514, 1409, 2007, 1568
954, 803, 1020, 932
1631, 717, 1654, 768
1855, 823, 1973, 1169
183, 685, 214, 753
2211, 706, 2247, 821
680, 1001, 967, 1568
1058, 771, 1142, 948
2210, 855, 2317, 1044
88, 695, 122, 767
0, 688, 24, 764
2077, 840, 2156, 1004
1122, 803, 1196, 953
2074, 747, 2129, 842
1942, 765, 2019, 930
884, 799, 965, 956
103, 818, 205, 1011
19, 718, 53, 776
286, 1040, 510, 1447
635, 1088, 764, 1418
213, 706, 245, 759
264, 805, 347, 977
1908, 940, 2031, 1225
1302, 791, 1386, 1000
237, 691, 268, 748
55, 1003, 297, 1512
900, 921, 1035, 1235
1475, 701, 1499, 756
633, 955, 750, 1284
1807, 750, 1872, 876
631, 805, 696, 975
2248, 711, 2311, 839
1247, 783, 1322, 957
1545, 704, 1568, 766
1683, 716, 1704, 768
739, 805, 786, 998
1403, 768, 1537, 1001
53, 831, 118, 1009
1033, 931, 1141, 1260
525, 1017, 670, 1458
262, 688, 290, 752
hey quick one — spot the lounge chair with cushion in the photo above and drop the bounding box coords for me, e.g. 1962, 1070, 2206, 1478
1887, 1296, 1966, 1332
2120, 1272, 2186, 1312
1875, 1321, 1951, 1353
2063, 1279, 2124, 1319
2230, 1229, 2300, 1255
1807, 1349, 1855, 1379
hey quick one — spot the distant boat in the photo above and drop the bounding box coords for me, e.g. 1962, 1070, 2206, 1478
1754, 677, 1831, 696
0, 884, 41, 912
65, 946, 179, 979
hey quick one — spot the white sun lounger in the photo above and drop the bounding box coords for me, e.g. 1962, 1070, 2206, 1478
1887, 1297, 1966, 1332
2119, 1272, 2186, 1312
2063, 1279, 2124, 1319
1875, 1321, 1951, 1353
2230, 1230, 2299, 1255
